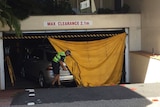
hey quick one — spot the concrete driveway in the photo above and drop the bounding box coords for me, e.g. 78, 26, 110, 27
10, 83, 160, 107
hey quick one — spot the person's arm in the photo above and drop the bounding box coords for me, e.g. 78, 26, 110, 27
59, 61, 67, 71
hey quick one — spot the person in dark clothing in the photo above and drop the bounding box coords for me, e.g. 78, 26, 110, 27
51, 50, 71, 87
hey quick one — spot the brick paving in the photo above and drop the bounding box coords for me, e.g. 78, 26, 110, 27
0, 89, 23, 107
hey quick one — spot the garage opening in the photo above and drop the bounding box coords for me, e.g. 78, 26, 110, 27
3, 29, 127, 89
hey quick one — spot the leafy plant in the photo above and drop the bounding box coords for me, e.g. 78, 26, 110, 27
0, 0, 22, 36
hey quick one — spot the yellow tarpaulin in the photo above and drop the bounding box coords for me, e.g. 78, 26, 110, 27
48, 33, 126, 87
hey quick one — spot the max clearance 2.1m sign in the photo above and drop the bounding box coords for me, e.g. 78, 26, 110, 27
44, 20, 93, 27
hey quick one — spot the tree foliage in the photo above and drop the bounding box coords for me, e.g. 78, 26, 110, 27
7, 0, 75, 19
0, 0, 75, 36
0, 0, 22, 36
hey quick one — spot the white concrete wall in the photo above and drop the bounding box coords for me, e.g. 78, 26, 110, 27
123, 0, 160, 53
130, 52, 160, 83
1, 14, 141, 51
141, 0, 160, 54
0, 14, 141, 89
130, 52, 149, 83
125, 0, 160, 83
0, 32, 5, 90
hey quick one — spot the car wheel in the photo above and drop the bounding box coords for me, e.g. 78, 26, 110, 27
38, 73, 46, 88
21, 67, 26, 78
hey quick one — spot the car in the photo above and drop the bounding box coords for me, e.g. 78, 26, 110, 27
20, 45, 74, 88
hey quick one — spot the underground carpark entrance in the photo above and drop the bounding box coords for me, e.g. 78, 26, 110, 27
2, 29, 128, 89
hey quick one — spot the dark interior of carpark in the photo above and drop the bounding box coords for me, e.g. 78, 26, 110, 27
3, 30, 126, 90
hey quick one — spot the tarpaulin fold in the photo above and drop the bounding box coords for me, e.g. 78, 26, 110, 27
48, 33, 126, 87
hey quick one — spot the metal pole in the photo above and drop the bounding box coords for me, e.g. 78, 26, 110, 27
121, 0, 124, 7
100, 0, 103, 8
77, 0, 79, 13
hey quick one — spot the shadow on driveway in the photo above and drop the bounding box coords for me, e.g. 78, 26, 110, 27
11, 85, 152, 106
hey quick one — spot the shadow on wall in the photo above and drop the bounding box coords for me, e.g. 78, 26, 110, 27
130, 51, 160, 83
